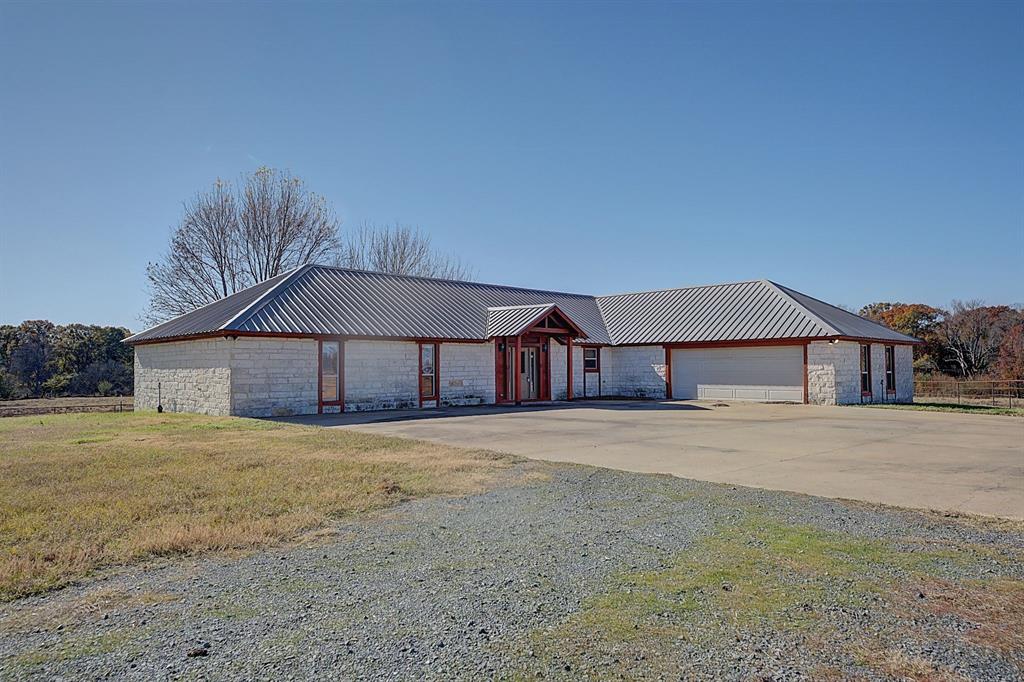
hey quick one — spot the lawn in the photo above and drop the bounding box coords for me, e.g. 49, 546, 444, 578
860, 401, 1024, 417
0, 412, 512, 600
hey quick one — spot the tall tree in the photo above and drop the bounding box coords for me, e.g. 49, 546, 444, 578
145, 168, 342, 323
340, 222, 473, 281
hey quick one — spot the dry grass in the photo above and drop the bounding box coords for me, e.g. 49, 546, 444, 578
0, 412, 513, 600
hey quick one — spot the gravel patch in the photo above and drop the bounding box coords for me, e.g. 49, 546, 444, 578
1, 462, 1021, 680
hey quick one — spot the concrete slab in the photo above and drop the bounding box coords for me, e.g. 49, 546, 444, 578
282, 401, 1024, 519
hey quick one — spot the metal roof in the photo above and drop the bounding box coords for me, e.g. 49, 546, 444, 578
485, 305, 555, 338
124, 265, 917, 346
595, 280, 917, 345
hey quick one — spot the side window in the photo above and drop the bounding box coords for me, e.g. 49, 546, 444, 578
583, 347, 599, 371
860, 344, 871, 395
420, 343, 437, 400
321, 341, 340, 402
885, 346, 896, 393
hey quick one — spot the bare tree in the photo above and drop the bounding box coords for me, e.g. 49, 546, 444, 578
937, 300, 1017, 378
145, 168, 341, 323
340, 222, 474, 281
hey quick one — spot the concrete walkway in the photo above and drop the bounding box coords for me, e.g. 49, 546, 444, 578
284, 401, 1024, 519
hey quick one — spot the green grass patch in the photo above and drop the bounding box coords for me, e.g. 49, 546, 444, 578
520, 515, 1016, 677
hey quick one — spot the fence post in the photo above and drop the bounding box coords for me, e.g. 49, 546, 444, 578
956, 382, 960, 405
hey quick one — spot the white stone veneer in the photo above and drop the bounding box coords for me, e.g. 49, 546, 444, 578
134, 338, 233, 415
230, 337, 318, 417
343, 340, 419, 412
600, 346, 667, 399
439, 342, 495, 406
807, 340, 913, 405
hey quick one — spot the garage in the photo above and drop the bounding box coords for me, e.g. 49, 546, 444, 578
670, 345, 805, 402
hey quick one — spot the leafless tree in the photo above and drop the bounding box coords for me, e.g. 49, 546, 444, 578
340, 222, 474, 281
145, 168, 341, 323
937, 300, 1014, 378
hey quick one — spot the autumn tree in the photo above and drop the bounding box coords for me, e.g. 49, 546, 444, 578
859, 301, 945, 370
991, 323, 1024, 381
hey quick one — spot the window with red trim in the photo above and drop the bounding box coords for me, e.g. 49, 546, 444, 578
884, 345, 896, 393
860, 344, 872, 395
583, 347, 599, 372
419, 343, 438, 401
321, 341, 341, 402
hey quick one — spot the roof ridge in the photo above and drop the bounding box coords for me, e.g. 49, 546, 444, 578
762, 280, 840, 336
221, 264, 312, 331
307, 263, 598, 300
596, 278, 768, 300
486, 303, 555, 311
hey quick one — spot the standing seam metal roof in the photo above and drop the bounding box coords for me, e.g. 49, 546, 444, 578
124, 265, 918, 345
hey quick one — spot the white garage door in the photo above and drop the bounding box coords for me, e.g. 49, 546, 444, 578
671, 346, 804, 402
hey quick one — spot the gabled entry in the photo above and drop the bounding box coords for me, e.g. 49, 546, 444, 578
488, 304, 588, 405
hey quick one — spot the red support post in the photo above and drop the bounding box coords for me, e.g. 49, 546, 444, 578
566, 336, 574, 401
514, 335, 522, 405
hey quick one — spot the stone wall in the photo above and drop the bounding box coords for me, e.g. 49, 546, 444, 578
440, 342, 495, 406
549, 343, 587, 400
600, 346, 667, 399
895, 344, 914, 402
230, 337, 318, 418
807, 340, 914, 405
343, 340, 419, 412
134, 338, 233, 416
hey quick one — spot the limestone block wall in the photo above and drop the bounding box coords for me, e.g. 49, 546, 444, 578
230, 337, 318, 417
134, 338, 233, 416
440, 342, 495, 406
601, 346, 667, 399
343, 340, 419, 411
549, 343, 587, 400
807, 340, 857, 405
895, 344, 914, 402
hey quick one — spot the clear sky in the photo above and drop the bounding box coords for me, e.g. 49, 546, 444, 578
1, 1, 1021, 332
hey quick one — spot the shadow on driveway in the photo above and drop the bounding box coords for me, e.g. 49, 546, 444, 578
273, 399, 711, 427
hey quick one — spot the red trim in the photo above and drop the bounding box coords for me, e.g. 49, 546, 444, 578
802, 342, 809, 404
516, 305, 588, 340
514, 335, 522, 404
566, 336, 573, 401
317, 340, 323, 414
581, 345, 600, 372
664, 345, 672, 399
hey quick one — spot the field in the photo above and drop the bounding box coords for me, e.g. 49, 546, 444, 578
0, 412, 511, 600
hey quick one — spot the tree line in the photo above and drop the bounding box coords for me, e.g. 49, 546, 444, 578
0, 322, 133, 400
858, 301, 1023, 380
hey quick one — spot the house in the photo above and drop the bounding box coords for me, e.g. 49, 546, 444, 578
125, 264, 919, 417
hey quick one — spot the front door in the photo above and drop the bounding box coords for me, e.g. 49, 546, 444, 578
521, 347, 539, 400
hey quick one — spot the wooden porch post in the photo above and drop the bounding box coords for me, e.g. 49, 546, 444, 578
566, 336, 574, 401
514, 334, 522, 405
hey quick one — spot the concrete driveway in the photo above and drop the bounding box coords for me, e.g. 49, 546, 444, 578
289, 401, 1024, 519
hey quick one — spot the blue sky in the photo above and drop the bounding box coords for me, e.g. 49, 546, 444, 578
1, 1, 1021, 331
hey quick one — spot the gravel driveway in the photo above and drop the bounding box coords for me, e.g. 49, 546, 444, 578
2, 462, 1022, 680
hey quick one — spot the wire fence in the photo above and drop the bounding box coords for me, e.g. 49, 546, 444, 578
914, 380, 1023, 408
0, 398, 134, 418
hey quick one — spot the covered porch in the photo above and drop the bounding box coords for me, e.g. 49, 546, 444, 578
487, 304, 588, 405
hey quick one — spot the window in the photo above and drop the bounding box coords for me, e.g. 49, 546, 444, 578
321, 341, 340, 402
885, 345, 896, 393
583, 347, 599, 371
860, 344, 871, 395
419, 343, 437, 401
